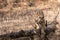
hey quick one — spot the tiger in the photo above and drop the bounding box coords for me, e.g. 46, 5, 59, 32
34, 9, 46, 34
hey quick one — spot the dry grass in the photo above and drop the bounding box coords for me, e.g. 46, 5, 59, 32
0, 0, 60, 40
0, 0, 59, 37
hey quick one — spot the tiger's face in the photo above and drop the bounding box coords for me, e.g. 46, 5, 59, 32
34, 10, 44, 29
34, 10, 44, 22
